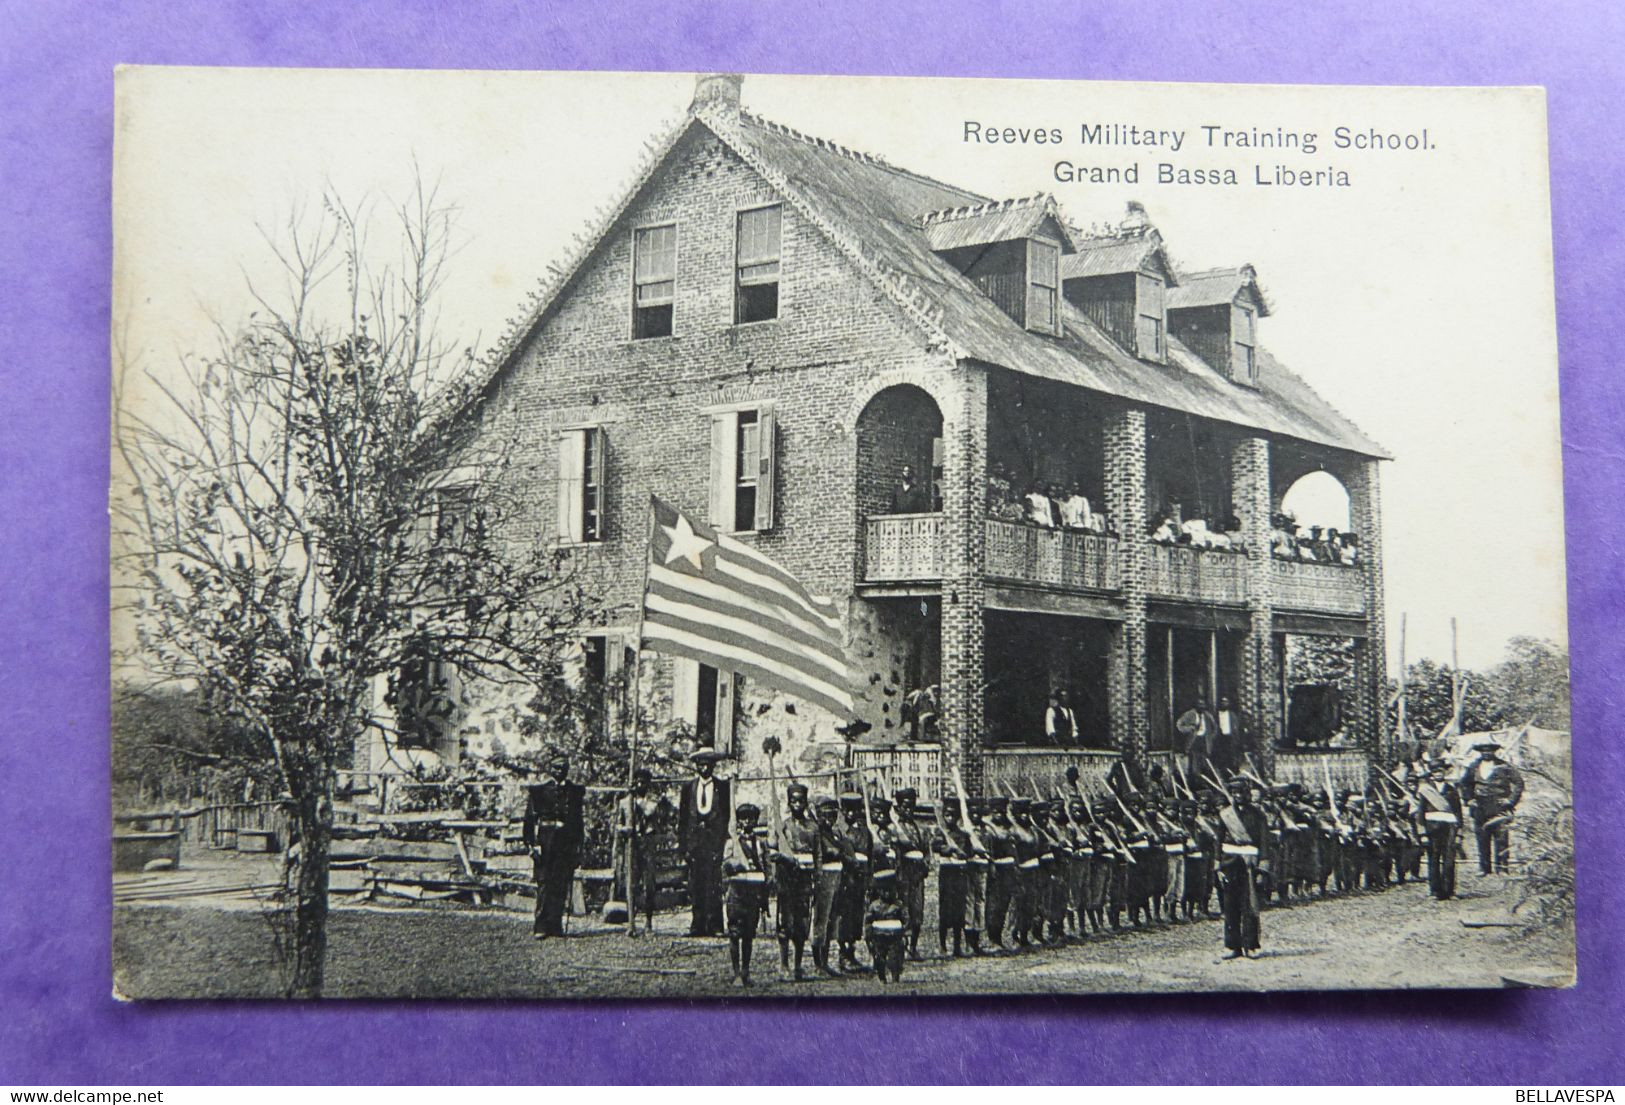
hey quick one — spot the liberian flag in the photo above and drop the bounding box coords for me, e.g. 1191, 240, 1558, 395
641, 496, 853, 718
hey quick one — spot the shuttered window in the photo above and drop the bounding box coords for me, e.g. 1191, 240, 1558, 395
1232, 305, 1257, 386
1026, 238, 1060, 335
557, 426, 607, 543
1136, 273, 1166, 362
707, 403, 776, 533
672, 656, 738, 753
633, 223, 676, 339
735, 205, 781, 323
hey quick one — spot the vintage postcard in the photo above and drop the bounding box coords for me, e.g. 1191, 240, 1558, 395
111, 68, 1573, 998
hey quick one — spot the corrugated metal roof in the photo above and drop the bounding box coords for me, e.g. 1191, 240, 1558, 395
1061, 235, 1164, 280
919, 194, 1072, 252
1168, 266, 1272, 316
467, 104, 1384, 461
733, 112, 1383, 458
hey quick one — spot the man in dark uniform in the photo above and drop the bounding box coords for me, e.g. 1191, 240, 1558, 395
981, 796, 1016, 948
775, 782, 817, 981
810, 794, 854, 977
1417, 758, 1466, 900
1217, 776, 1267, 959
887, 787, 932, 959
722, 801, 773, 987
679, 749, 731, 936
836, 793, 874, 972
522, 753, 586, 940
1464, 740, 1524, 875
931, 799, 977, 956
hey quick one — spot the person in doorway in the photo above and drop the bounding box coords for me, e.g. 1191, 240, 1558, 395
888, 463, 929, 515
1045, 689, 1079, 745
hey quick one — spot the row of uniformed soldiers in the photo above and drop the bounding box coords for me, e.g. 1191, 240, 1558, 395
712, 757, 1482, 984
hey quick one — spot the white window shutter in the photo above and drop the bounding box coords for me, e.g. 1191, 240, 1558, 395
557, 430, 584, 542
715, 671, 738, 754
753, 404, 776, 532
708, 411, 737, 528
672, 656, 700, 730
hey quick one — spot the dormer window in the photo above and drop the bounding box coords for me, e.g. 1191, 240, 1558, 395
1232, 305, 1257, 385
1026, 238, 1061, 335
1136, 274, 1166, 362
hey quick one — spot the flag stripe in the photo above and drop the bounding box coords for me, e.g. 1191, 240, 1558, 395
644, 592, 848, 683
648, 562, 838, 646
642, 621, 853, 716
713, 531, 840, 620
709, 543, 841, 632
645, 495, 852, 719
645, 578, 846, 668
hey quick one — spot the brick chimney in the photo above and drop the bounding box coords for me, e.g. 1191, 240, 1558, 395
691, 73, 743, 115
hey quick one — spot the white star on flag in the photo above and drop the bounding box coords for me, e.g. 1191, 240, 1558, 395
661, 511, 712, 570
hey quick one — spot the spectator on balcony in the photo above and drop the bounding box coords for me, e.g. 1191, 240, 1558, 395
1150, 510, 1180, 546
988, 468, 1023, 522
888, 464, 930, 515
1045, 690, 1079, 745
1057, 485, 1093, 531
931, 481, 943, 513
1270, 514, 1298, 559
1024, 483, 1059, 528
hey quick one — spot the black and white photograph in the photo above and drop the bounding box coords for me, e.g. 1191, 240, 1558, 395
109, 68, 1574, 999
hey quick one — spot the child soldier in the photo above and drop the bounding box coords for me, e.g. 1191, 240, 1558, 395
864, 867, 908, 983
982, 796, 1017, 949
775, 782, 818, 981
810, 794, 853, 978
722, 802, 773, 987
886, 787, 932, 960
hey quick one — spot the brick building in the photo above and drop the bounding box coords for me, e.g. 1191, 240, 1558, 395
367, 74, 1391, 802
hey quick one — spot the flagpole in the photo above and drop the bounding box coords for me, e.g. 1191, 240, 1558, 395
624, 495, 657, 939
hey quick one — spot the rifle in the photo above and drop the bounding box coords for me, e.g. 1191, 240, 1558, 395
764, 741, 785, 853
1112, 789, 1150, 837
1173, 760, 1197, 802
951, 763, 986, 855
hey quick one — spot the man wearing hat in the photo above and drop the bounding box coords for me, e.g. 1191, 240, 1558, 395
836, 793, 875, 973
810, 794, 854, 977
679, 749, 732, 937
1464, 740, 1524, 875
932, 799, 976, 956
981, 796, 1016, 948
1217, 776, 1267, 958
863, 867, 908, 983
1416, 759, 1466, 900
522, 752, 586, 940
775, 782, 817, 981
722, 801, 773, 986
884, 787, 932, 960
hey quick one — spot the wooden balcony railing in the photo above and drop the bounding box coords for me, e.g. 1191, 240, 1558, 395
985, 521, 1121, 592
1144, 544, 1248, 604
1274, 748, 1370, 793
864, 513, 943, 582
982, 748, 1121, 796
1270, 558, 1366, 616
850, 743, 943, 800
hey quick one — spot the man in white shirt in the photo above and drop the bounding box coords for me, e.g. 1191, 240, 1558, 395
679, 749, 732, 936
1058, 486, 1092, 530
1045, 689, 1079, 745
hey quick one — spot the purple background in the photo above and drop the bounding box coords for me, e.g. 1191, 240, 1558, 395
2, 0, 1621, 1085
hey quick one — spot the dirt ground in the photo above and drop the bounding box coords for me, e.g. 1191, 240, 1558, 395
113, 855, 1574, 999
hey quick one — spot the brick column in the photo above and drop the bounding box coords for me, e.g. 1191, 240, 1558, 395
1347, 459, 1389, 772
1104, 406, 1148, 776
1231, 435, 1278, 779
938, 364, 988, 797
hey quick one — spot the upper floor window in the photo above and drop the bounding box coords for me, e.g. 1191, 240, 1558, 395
1136, 274, 1166, 362
1232, 306, 1258, 386
708, 403, 776, 533
633, 223, 676, 339
557, 426, 607, 543
1026, 238, 1060, 335
735, 205, 782, 324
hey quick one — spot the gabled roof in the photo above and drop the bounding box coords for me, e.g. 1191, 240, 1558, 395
467, 95, 1383, 460
1061, 230, 1175, 282
1169, 265, 1272, 317
918, 193, 1078, 253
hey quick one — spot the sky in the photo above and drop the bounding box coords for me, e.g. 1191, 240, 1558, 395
113, 68, 1568, 671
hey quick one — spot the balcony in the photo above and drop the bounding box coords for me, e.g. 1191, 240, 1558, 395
982, 747, 1121, 796
1144, 544, 1248, 605
850, 743, 943, 801
1270, 558, 1365, 616
984, 520, 1120, 592
864, 513, 943, 582
1274, 747, 1370, 794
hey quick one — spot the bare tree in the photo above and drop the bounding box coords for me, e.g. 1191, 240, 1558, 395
113, 179, 592, 997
